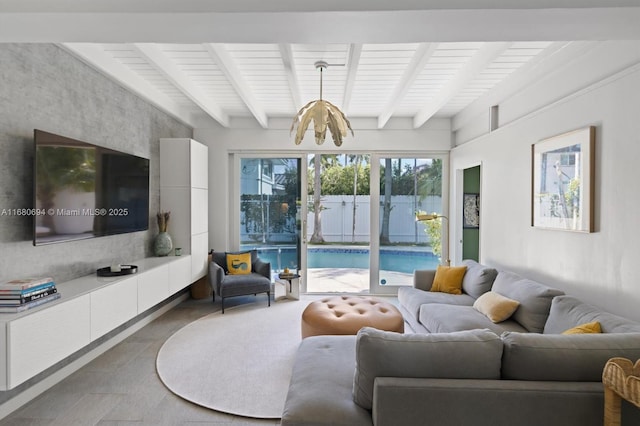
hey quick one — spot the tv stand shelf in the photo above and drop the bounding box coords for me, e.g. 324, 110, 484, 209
0, 255, 193, 391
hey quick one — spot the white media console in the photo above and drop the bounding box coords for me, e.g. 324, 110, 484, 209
0, 255, 195, 391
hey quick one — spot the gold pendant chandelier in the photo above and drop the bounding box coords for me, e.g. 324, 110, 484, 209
290, 61, 354, 147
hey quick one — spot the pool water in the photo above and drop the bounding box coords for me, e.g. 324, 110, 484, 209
250, 246, 439, 274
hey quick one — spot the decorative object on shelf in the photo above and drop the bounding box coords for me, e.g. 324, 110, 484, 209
532, 126, 595, 232
416, 211, 450, 266
0, 276, 60, 313
174, 247, 182, 256
463, 193, 480, 229
290, 61, 353, 147
96, 265, 138, 277
154, 211, 173, 256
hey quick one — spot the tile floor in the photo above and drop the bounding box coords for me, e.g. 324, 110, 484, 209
1, 276, 401, 426
1, 295, 280, 426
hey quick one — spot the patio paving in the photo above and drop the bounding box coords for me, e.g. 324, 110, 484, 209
305, 268, 413, 293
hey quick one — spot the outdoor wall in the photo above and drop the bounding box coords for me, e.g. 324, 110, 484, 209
195, 118, 452, 251
0, 44, 192, 283
450, 41, 640, 321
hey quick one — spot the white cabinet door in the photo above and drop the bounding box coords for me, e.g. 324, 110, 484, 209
137, 265, 169, 313
7, 295, 91, 388
168, 255, 192, 294
191, 232, 209, 280
90, 276, 138, 341
160, 187, 190, 254
190, 140, 208, 190
191, 187, 208, 235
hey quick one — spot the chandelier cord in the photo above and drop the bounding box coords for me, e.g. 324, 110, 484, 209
319, 67, 323, 101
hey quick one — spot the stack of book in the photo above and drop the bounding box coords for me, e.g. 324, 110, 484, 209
0, 277, 60, 313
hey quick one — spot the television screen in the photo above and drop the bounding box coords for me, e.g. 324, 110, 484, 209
33, 130, 150, 245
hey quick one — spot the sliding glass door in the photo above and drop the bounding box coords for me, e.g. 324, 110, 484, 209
234, 152, 445, 296
371, 156, 444, 294
238, 157, 303, 283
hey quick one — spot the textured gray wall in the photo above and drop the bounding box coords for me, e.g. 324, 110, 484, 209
0, 44, 192, 283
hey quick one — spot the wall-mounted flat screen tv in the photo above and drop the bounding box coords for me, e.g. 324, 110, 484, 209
33, 129, 150, 246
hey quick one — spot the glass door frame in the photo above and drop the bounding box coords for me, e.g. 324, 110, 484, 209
230, 152, 309, 293
369, 152, 449, 295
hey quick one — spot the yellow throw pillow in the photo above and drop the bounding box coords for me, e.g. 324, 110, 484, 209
226, 252, 252, 275
473, 291, 520, 323
430, 265, 467, 295
562, 321, 602, 335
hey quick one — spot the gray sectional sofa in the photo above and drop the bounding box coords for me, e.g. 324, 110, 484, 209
281, 260, 640, 426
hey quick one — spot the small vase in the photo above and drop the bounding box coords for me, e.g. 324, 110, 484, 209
154, 231, 173, 256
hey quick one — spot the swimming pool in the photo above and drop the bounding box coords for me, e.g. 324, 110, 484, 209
247, 246, 440, 274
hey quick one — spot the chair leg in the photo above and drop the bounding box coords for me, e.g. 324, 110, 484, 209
267, 291, 271, 307
212, 291, 215, 303
221, 297, 225, 314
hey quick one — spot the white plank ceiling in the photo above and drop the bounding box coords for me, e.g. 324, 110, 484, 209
4, 1, 640, 129
64, 41, 559, 129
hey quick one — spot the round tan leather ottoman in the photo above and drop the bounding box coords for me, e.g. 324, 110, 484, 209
301, 295, 404, 338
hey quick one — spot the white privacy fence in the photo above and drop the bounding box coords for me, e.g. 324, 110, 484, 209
308, 195, 441, 243
240, 195, 441, 245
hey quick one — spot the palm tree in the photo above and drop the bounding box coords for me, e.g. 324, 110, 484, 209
309, 154, 325, 243
380, 158, 393, 244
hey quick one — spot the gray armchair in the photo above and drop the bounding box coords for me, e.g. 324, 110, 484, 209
209, 250, 271, 313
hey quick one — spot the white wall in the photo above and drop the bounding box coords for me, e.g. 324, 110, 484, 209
194, 117, 452, 251
450, 42, 640, 321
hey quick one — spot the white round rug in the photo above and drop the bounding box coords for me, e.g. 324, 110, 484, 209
156, 298, 307, 419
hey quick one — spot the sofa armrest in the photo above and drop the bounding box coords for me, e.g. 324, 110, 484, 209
253, 259, 271, 280
373, 378, 612, 426
413, 269, 436, 291
208, 261, 225, 294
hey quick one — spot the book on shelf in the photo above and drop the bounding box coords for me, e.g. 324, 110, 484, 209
0, 276, 55, 291
0, 292, 61, 313
0, 287, 58, 306
0, 282, 56, 297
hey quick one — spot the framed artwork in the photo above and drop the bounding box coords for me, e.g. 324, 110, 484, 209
463, 193, 480, 229
531, 126, 595, 232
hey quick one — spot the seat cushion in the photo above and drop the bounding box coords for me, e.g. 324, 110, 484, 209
543, 295, 640, 334
353, 327, 503, 410
491, 270, 564, 333
418, 304, 527, 334
281, 335, 372, 426
220, 273, 270, 297
398, 286, 475, 321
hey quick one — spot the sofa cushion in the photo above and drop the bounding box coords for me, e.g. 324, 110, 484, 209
281, 335, 372, 426
353, 328, 502, 410
226, 252, 252, 275
398, 287, 475, 320
543, 295, 640, 334
430, 265, 466, 295
492, 271, 564, 333
212, 249, 258, 274
418, 304, 527, 335
460, 260, 498, 299
562, 321, 602, 335
501, 331, 640, 381
473, 291, 520, 323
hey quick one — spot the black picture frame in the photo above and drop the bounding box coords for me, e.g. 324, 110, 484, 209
463, 193, 480, 229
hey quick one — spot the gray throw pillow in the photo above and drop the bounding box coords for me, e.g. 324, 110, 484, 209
501, 331, 640, 381
352, 327, 503, 410
461, 260, 498, 299
492, 270, 564, 333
